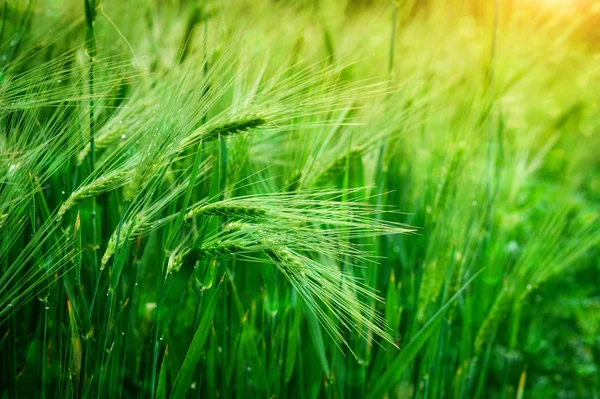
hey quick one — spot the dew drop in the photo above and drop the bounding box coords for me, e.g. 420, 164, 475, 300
506, 241, 518, 252
246, 366, 252, 372
121, 134, 127, 139
472, 200, 478, 206
526, 284, 532, 290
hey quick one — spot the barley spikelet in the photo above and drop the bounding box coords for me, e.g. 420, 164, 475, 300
194, 243, 246, 259
101, 219, 137, 269
172, 243, 248, 271
189, 114, 266, 146
185, 203, 266, 221
474, 286, 514, 351
265, 245, 393, 347
58, 169, 132, 219
223, 220, 251, 232
264, 246, 307, 272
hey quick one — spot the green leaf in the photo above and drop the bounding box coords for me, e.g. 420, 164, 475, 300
284, 305, 302, 382
170, 275, 224, 399
156, 347, 168, 399
366, 270, 482, 399
157, 254, 199, 335
304, 302, 331, 378
242, 323, 269, 395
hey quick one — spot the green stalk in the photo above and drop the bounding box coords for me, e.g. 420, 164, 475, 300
41, 300, 48, 399
94, 197, 132, 399
84, 0, 100, 305
117, 256, 141, 393
8, 313, 17, 399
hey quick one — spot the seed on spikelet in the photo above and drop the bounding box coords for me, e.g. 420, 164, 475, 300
58, 169, 133, 219
205, 114, 266, 140
185, 203, 267, 221
181, 114, 268, 148
101, 219, 136, 269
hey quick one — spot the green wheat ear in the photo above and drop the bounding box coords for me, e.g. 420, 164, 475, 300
176, 191, 412, 348
204, 114, 267, 140
58, 168, 134, 219
185, 203, 266, 220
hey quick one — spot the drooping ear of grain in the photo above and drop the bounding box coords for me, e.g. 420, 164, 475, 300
204, 114, 267, 141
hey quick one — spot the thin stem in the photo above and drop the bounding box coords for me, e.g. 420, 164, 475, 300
84, 0, 99, 302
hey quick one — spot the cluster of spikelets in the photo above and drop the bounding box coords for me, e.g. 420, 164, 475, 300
101, 188, 415, 346
0, 23, 412, 353
0, 54, 134, 317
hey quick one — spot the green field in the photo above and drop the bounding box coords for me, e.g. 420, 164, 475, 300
1, 0, 599, 397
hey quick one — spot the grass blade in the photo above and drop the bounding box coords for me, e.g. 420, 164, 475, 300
366, 270, 483, 399
170, 274, 224, 399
